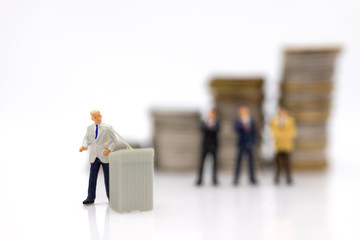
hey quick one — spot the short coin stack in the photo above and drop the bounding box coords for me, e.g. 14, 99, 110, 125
151, 110, 201, 171
209, 77, 264, 170
279, 46, 341, 169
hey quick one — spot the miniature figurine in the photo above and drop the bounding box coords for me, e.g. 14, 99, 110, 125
270, 107, 297, 185
233, 105, 258, 185
80, 109, 117, 204
196, 109, 220, 186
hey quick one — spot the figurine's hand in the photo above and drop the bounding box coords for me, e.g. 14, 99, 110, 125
79, 146, 87, 152
103, 148, 111, 156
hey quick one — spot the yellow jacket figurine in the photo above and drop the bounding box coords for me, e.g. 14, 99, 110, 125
270, 108, 297, 185
270, 112, 297, 152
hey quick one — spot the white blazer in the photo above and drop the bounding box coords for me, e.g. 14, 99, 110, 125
82, 123, 117, 163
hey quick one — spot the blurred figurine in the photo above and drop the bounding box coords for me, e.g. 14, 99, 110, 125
233, 106, 258, 185
270, 107, 297, 185
80, 109, 117, 204
196, 109, 220, 186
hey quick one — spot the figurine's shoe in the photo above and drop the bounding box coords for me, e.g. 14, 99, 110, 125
195, 180, 202, 186
274, 179, 280, 185
213, 180, 219, 186
233, 179, 239, 186
83, 198, 95, 204
287, 179, 293, 185
250, 179, 258, 185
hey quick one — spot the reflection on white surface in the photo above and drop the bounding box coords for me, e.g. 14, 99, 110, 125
109, 205, 154, 239
1, 160, 360, 240
82, 165, 357, 240
84, 204, 109, 240
83, 197, 154, 240
271, 218, 294, 240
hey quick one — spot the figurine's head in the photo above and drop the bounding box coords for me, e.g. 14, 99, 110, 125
238, 105, 250, 119
90, 109, 102, 125
278, 107, 287, 118
208, 109, 217, 120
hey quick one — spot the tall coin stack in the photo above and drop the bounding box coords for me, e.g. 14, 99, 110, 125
280, 47, 341, 169
209, 77, 264, 170
151, 110, 201, 171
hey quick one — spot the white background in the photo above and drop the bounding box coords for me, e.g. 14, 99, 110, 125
1, 0, 360, 239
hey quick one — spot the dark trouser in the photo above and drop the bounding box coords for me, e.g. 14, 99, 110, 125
234, 147, 256, 182
197, 148, 218, 183
87, 157, 109, 200
274, 152, 292, 182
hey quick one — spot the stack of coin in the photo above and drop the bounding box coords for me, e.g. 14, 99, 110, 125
151, 110, 201, 170
209, 77, 264, 170
279, 46, 341, 169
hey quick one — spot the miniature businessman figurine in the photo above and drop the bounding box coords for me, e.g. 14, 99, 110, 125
196, 109, 220, 186
80, 109, 117, 204
270, 107, 297, 185
233, 106, 258, 185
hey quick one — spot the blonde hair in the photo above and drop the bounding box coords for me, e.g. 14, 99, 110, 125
90, 109, 100, 115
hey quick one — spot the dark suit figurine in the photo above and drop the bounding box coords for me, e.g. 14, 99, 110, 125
196, 110, 220, 186
233, 106, 258, 185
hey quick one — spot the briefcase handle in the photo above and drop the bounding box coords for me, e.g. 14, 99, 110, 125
114, 130, 133, 150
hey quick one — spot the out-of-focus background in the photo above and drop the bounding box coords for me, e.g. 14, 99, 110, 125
1, 0, 360, 239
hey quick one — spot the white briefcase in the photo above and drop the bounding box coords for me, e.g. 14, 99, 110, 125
109, 133, 154, 213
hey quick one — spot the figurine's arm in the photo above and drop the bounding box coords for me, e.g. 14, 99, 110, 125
80, 129, 90, 152
215, 121, 220, 132
103, 127, 117, 156
234, 120, 240, 132
200, 122, 206, 132
252, 121, 257, 145
288, 118, 297, 139
270, 119, 279, 138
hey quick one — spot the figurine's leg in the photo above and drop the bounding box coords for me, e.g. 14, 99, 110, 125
211, 149, 218, 185
247, 148, 256, 183
196, 150, 207, 185
274, 153, 281, 184
88, 158, 101, 200
234, 148, 243, 184
284, 153, 293, 184
280, 153, 286, 179
102, 163, 110, 199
